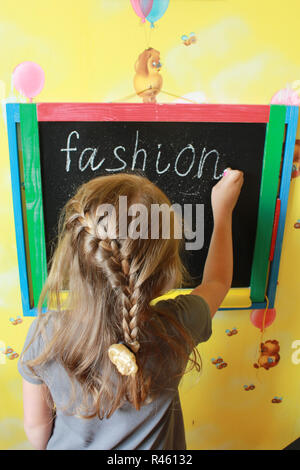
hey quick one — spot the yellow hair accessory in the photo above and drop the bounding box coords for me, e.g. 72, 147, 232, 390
108, 343, 138, 376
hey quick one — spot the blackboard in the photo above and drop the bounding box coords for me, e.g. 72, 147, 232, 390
38, 120, 266, 288
8, 102, 292, 314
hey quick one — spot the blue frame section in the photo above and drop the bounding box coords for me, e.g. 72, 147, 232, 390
6, 104, 298, 316
6, 103, 37, 316
267, 105, 299, 309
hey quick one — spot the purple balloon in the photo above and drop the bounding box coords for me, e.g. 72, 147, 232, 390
140, 0, 153, 17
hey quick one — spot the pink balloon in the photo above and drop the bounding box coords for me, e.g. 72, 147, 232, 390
140, 0, 153, 17
12, 61, 45, 100
130, 0, 153, 23
250, 308, 276, 331
270, 88, 300, 105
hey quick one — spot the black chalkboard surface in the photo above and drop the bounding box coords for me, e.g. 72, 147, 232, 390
38, 121, 266, 288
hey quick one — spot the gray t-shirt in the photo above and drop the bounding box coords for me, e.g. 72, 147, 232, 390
18, 294, 212, 450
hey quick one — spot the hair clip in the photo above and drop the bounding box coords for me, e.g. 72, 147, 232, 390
108, 342, 138, 376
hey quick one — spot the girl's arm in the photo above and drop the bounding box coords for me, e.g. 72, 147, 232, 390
22, 379, 54, 450
191, 168, 244, 317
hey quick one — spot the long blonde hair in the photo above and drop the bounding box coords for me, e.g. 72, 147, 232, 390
23, 174, 201, 419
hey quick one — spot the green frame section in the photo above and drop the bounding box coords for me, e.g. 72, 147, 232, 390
250, 105, 286, 302
16, 123, 34, 308
19, 104, 47, 308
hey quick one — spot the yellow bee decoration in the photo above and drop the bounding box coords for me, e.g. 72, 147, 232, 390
181, 32, 197, 46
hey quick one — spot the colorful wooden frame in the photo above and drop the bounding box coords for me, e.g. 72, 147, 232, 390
6, 103, 298, 316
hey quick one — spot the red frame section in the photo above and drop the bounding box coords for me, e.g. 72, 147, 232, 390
269, 198, 281, 262
37, 103, 270, 123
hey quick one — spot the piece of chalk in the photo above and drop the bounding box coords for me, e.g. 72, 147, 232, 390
223, 169, 228, 176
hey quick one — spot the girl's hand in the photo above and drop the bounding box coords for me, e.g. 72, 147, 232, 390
211, 168, 244, 222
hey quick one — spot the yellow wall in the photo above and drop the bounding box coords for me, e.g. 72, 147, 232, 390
1, 0, 300, 450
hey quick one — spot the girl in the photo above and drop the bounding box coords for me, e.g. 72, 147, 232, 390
18, 169, 243, 450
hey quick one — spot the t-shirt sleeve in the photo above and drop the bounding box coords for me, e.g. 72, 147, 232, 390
17, 318, 44, 385
155, 294, 212, 347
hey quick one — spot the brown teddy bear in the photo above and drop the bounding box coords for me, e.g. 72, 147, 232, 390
133, 48, 163, 103
254, 340, 280, 370
292, 140, 300, 179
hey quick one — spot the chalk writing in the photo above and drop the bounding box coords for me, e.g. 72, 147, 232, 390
60, 130, 224, 182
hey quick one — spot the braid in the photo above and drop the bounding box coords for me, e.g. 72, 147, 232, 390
98, 240, 141, 353
66, 201, 94, 237
67, 201, 141, 354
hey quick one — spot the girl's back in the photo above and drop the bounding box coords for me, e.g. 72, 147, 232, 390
19, 294, 211, 450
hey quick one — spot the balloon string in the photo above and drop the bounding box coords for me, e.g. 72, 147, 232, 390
254, 295, 269, 360
253, 295, 269, 385
160, 89, 199, 103
110, 87, 199, 104
142, 19, 153, 48
261, 295, 269, 338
